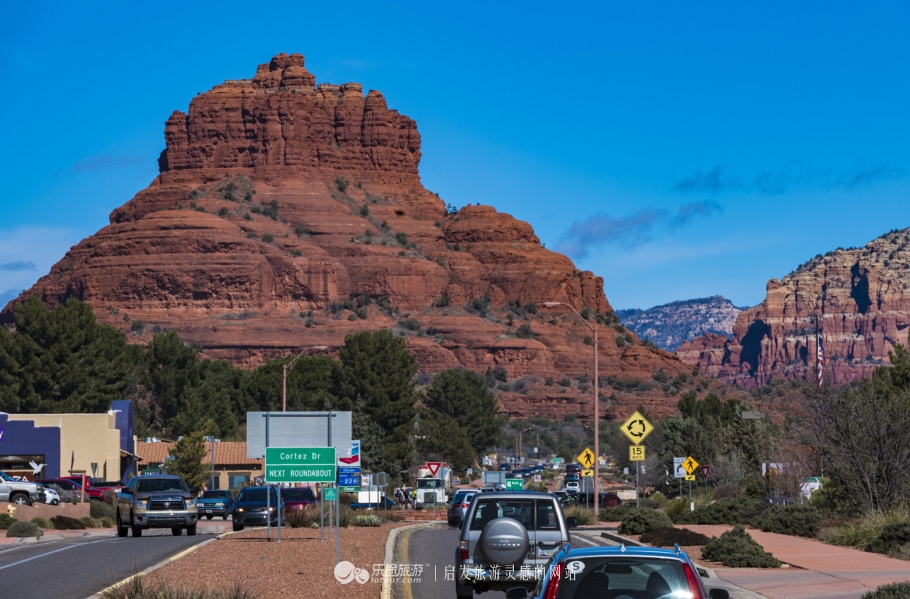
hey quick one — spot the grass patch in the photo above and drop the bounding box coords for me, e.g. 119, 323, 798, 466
564, 506, 596, 526
101, 576, 259, 599
822, 507, 910, 550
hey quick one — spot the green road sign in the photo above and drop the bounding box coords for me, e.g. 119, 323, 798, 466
324, 488, 338, 501
265, 447, 336, 483
340, 486, 359, 493
505, 478, 523, 491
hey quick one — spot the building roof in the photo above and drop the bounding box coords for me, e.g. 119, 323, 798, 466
136, 441, 262, 467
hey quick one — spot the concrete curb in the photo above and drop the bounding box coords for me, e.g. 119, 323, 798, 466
84, 536, 219, 599
600, 531, 644, 546
381, 523, 439, 599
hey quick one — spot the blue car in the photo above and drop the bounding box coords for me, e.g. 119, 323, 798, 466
509, 544, 730, 599
231, 486, 283, 532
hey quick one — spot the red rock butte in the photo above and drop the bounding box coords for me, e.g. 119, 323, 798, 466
679, 229, 910, 388
4, 53, 700, 420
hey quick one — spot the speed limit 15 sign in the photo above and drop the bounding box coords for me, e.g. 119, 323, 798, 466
629, 445, 646, 462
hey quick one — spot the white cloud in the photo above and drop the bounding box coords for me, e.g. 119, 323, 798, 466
0, 226, 81, 294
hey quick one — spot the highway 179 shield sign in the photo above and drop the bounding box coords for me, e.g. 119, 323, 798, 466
621, 411, 654, 445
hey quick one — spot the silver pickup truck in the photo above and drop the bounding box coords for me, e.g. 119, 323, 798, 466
0, 471, 47, 505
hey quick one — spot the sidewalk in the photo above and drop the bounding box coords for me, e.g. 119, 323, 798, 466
684, 525, 910, 599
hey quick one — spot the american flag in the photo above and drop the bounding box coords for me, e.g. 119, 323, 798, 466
816, 336, 825, 388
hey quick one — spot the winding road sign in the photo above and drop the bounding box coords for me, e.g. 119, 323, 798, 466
621, 411, 654, 445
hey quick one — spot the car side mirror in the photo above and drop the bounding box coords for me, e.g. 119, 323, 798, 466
708, 589, 730, 599
505, 588, 528, 599
566, 517, 578, 529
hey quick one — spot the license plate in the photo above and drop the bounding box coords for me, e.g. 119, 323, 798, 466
205, 510, 212, 513
537, 545, 560, 557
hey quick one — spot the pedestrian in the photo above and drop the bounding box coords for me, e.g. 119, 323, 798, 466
410, 488, 417, 509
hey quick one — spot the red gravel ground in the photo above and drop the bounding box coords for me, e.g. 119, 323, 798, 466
149, 523, 408, 599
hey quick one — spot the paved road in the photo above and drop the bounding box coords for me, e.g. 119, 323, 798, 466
0, 532, 211, 599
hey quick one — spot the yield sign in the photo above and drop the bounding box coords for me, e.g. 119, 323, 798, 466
426, 462, 442, 476
621, 411, 654, 445
682, 456, 699, 475
700, 465, 711, 480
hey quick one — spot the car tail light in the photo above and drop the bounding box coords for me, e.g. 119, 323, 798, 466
543, 562, 563, 599
461, 503, 469, 508
682, 562, 704, 599
459, 540, 469, 560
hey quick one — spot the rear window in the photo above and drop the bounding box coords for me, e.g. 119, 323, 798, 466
470, 499, 560, 531
550, 557, 691, 599
201, 491, 228, 499
282, 488, 316, 501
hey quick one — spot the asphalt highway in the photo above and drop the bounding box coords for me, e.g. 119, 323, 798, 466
0, 532, 211, 599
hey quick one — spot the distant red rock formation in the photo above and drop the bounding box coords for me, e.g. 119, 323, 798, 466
4, 53, 705, 420
680, 230, 910, 388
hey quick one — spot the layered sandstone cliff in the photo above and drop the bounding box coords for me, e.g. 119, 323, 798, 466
680, 229, 910, 387
618, 296, 743, 351
3, 53, 701, 419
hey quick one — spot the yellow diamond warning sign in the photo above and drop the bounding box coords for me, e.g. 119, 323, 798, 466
621, 411, 654, 445
576, 447, 595, 469
682, 456, 700, 475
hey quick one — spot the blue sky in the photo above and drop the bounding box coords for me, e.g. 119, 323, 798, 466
1, 2, 908, 310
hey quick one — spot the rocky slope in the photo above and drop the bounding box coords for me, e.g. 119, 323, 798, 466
2, 53, 708, 420
616, 296, 743, 351
679, 229, 910, 387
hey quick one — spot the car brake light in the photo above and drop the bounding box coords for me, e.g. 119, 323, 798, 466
459, 540, 469, 560
682, 562, 704, 599
543, 562, 563, 599
461, 503, 468, 508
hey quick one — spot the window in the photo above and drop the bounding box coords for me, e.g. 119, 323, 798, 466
281, 488, 316, 501
552, 557, 691, 599
536, 501, 560, 530
417, 479, 441, 489
201, 491, 230, 499
229, 474, 249, 490
135, 478, 189, 494
470, 499, 534, 530
237, 488, 278, 503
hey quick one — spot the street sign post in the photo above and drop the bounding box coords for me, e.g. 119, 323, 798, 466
621, 411, 654, 445
324, 487, 338, 501
505, 478, 523, 491
682, 456, 699, 502
576, 448, 595, 469
629, 446, 646, 462
265, 447, 336, 483
581, 469, 594, 477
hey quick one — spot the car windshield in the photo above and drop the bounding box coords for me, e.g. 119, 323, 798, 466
417, 479, 442, 488
201, 491, 228, 499
0, 472, 14, 481
136, 478, 189, 493
281, 488, 316, 501
471, 499, 559, 531
237, 488, 278, 503
549, 557, 691, 599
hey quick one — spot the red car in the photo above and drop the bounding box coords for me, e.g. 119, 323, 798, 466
280, 487, 317, 511
37, 478, 105, 501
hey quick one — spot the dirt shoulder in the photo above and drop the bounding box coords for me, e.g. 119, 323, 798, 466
146, 523, 408, 599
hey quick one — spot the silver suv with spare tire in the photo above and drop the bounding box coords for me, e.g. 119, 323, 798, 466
456, 492, 577, 596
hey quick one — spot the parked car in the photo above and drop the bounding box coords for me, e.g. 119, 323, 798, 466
198, 490, 233, 519
231, 486, 282, 532
447, 490, 478, 527
280, 487, 317, 512
0, 471, 46, 505
115, 474, 199, 537
37, 478, 105, 501
44, 487, 61, 505
518, 545, 730, 599
456, 491, 577, 597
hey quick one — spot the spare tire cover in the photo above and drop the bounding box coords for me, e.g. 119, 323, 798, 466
478, 517, 530, 567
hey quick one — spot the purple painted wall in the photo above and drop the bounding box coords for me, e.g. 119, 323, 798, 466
0, 413, 62, 478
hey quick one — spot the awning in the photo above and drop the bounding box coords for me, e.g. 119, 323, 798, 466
120, 449, 144, 462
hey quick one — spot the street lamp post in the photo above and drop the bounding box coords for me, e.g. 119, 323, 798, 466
282, 346, 330, 411
543, 302, 600, 503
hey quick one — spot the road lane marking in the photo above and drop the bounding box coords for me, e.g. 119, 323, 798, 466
401, 528, 414, 599
0, 539, 111, 571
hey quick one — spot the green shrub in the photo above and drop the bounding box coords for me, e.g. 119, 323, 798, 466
359, 205, 369, 216
0, 514, 16, 530
640, 492, 666, 509
354, 515, 381, 527
758, 505, 821, 538
91, 500, 117, 520
867, 522, 910, 555
30, 517, 53, 529
100, 517, 116, 528
564, 506, 596, 526
618, 508, 674, 535
335, 177, 349, 193
261, 233, 274, 243
861, 582, 910, 599
50, 515, 86, 530
515, 324, 533, 339
598, 505, 636, 522
663, 498, 689, 521
640, 527, 710, 547
80, 516, 101, 528
702, 525, 781, 568
6, 521, 42, 538
822, 507, 910, 550
675, 498, 769, 525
